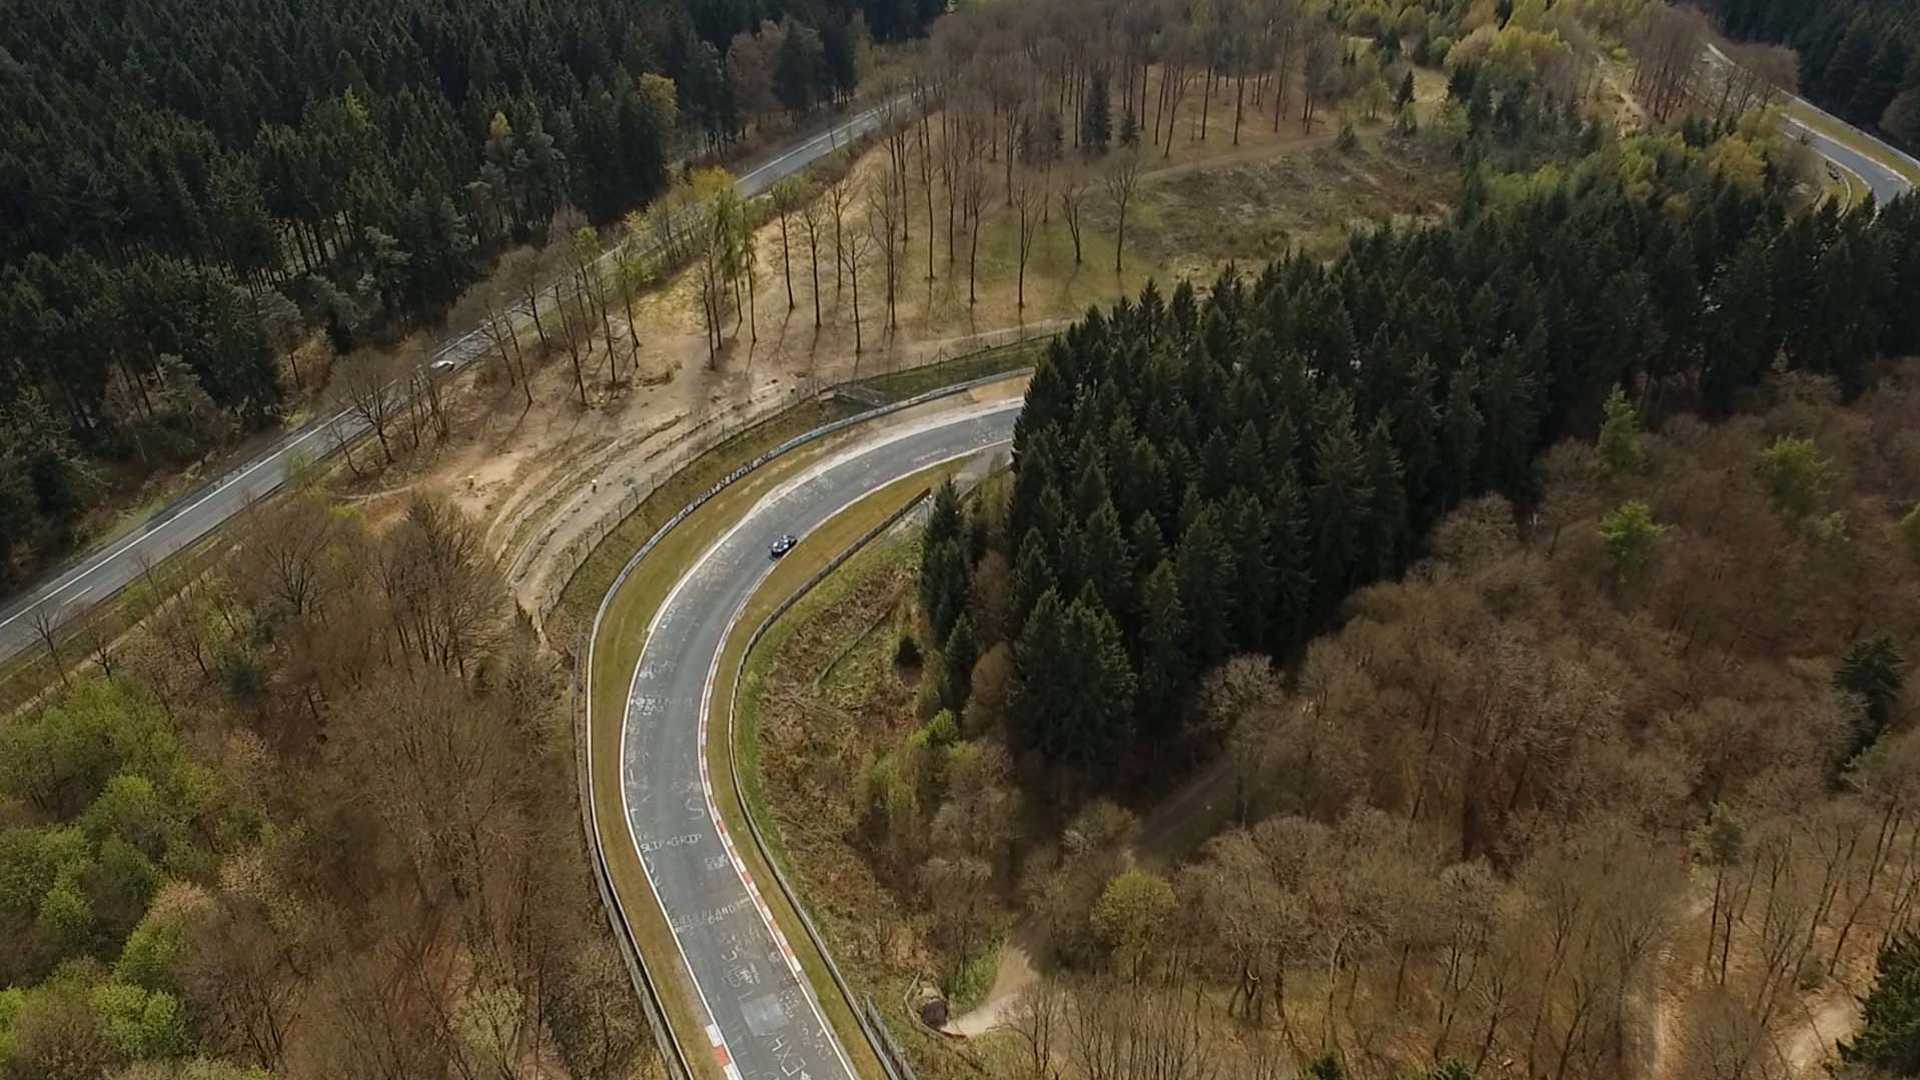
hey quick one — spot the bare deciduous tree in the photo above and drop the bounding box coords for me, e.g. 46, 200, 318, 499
1101, 150, 1143, 274
798, 193, 826, 329
840, 208, 875, 357
1630, 5, 1708, 124
342, 361, 399, 463
867, 176, 904, 332
377, 496, 504, 674
1013, 165, 1044, 309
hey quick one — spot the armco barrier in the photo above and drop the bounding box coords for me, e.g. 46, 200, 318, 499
580, 354, 1041, 1079
570, 657, 694, 1080
535, 328, 1057, 629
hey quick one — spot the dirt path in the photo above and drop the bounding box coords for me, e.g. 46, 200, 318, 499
943, 758, 1241, 1037
1778, 992, 1857, 1078
945, 926, 1043, 1038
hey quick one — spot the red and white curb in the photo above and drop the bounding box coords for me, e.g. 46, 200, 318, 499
697, 706, 809, 983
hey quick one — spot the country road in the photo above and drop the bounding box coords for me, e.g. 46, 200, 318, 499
613, 400, 1019, 1080
0, 103, 889, 665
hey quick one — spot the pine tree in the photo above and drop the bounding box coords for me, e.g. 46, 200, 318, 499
922, 481, 970, 620
1012, 529, 1056, 633
1442, 361, 1483, 508
1177, 504, 1237, 666
1012, 590, 1135, 768
1057, 595, 1136, 767
1308, 393, 1373, 619
1130, 510, 1167, 582
1136, 560, 1191, 728
1011, 589, 1068, 756
1223, 489, 1275, 649
1081, 68, 1112, 153
1080, 500, 1134, 621
1840, 932, 1920, 1073
1597, 385, 1644, 478
1363, 416, 1407, 581
943, 614, 980, 712
1268, 462, 1313, 652
1836, 634, 1905, 759
1396, 358, 1442, 526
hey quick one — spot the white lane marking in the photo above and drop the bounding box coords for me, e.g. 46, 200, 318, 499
0, 413, 342, 632
618, 400, 1018, 1077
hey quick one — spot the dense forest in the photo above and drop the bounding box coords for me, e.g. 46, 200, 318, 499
0, 0, 934, 583
1714, 0, 1920, 149
922, 151, 1920, 779
889, 44, 1920, 1075
0, 492, 644, 1078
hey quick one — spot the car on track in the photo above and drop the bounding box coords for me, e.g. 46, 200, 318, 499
769, 533, 799, 559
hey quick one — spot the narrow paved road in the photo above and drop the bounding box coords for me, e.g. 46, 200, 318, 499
620, 401, 1019, 1080
0, 103, 890, 665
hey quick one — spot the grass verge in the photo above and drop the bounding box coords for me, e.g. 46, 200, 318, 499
850, 338, 1050, 405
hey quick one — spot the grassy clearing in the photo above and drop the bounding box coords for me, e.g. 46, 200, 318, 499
1108, 136, 1457, 268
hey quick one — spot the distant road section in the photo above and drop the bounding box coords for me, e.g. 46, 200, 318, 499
1701, 41, 1916, 206
0, 103, 888, 665
1785, 115, 1914, 207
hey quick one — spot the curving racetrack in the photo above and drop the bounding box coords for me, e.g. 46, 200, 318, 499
615, 399, 1019, 1080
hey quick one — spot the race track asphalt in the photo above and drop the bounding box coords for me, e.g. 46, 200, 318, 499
619, 400, 1019, 1080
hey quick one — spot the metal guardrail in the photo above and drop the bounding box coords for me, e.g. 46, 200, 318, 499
533, 328, 1059, 626
865, 996, 919, 1080
723, 487, 937, 1080
579, 347, 1044, 1079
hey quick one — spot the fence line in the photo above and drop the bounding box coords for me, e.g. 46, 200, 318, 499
533, 328, 1057, 628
